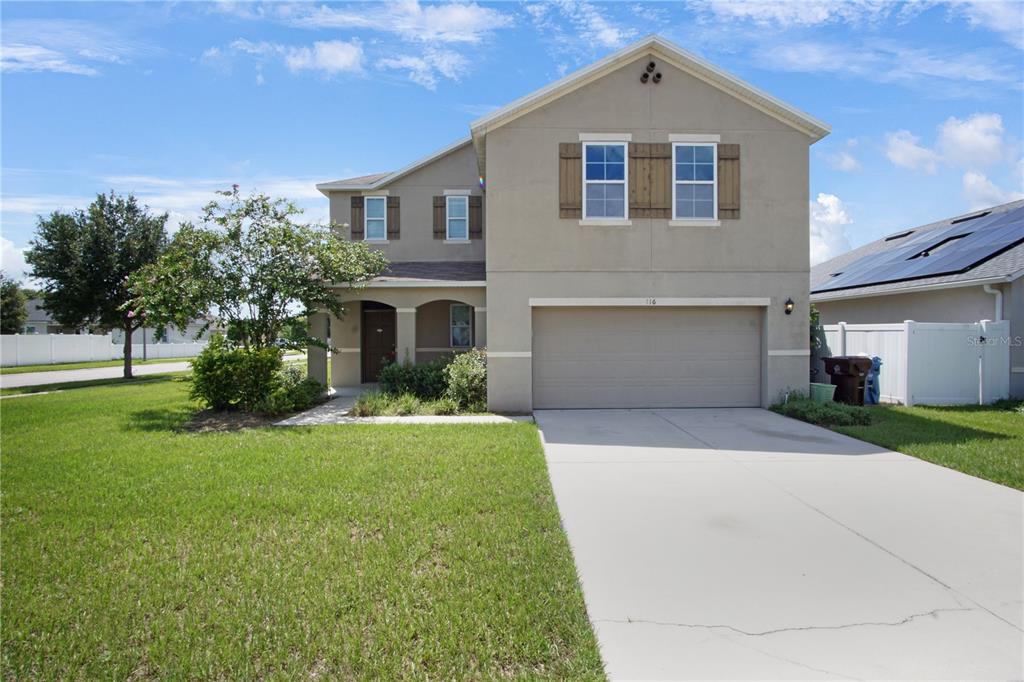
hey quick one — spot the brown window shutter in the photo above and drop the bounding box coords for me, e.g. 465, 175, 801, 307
718, 144, 740, 220
432, 196, 446, 239
627, 143, 672, 219
649, 143, 672, 218
350, 196, 364, 240
558, 142, 582, 219
468, 195, 483, 239
386, 196, 400, 240
628, 143, 651, 217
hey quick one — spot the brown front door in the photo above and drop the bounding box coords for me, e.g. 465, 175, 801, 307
362, 307, 396, 382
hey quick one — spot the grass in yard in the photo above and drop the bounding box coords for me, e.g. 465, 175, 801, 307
832, 401, 1024, 490
351, 391, 481, 417
0, 357, 186, 374
1, 378, 604, 679
0, 372, 188, 397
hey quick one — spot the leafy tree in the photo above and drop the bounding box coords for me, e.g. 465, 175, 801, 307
0, 272, 28, 334
25, 192, 168, 377
130, 186, 387, 352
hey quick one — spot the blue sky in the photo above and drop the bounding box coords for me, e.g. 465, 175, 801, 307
2, 0, 1022, 280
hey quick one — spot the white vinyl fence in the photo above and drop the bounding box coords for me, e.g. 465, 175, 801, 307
819, 320, 1010, 406
1, 334, 207, 367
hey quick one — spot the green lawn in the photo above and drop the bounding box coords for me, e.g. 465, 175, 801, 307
0, 357, 186, 374
833, 402, 1024, 490
1, 379, 603, 679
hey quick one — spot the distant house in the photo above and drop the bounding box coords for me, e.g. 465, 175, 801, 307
811, 200, 1024, 397
22, 298, 82, 335
109, 316, 218, 344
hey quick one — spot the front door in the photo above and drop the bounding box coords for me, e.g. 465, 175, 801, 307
362, 308, 396, 382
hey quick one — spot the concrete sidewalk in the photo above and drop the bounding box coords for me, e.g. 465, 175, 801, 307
536, 408, 1023, 681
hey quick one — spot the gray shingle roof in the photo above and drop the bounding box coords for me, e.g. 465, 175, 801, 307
811, 200, 1024, 300
376, 261, 485, 283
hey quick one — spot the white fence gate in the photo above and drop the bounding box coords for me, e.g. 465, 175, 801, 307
819, 320, 1010, 406
1, 334, 208, 367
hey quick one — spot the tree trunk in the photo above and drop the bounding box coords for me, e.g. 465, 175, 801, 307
123, 323, 134, 379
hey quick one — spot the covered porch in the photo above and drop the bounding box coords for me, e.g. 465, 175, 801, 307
306, 261, 486, 390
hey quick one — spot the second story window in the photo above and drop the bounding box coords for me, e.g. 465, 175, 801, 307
583, 142, 626, 219
673, 143, 717, 220
364, 196, 387, 241
446, 196, 468, 240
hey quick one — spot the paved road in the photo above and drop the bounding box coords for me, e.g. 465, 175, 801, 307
536, 408, 1023, 681
0, 361, 192, 389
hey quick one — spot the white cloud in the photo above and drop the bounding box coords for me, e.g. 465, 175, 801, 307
885, 130, 940, 174
952, 0, 1024, 49
553, 0, 636, 48
287, 0, 513, 44
688, 0, 926, 27
809, 193, 853, 266
379, 48, 468, 90
936, 113, 1005, 167
0, 19, 154, 76
826, 150, 861, 172
962, 171, 1024, 209
526, 0, 637, 74
227, 38, 363, 76
0, 44, 99, 75
0, 236, 31, 282
760, 39, 1019, 92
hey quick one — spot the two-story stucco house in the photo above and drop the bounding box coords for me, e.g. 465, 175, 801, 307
307, 35, 830, 412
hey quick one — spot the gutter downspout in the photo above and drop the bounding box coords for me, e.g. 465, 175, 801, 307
983, 284, 1003, 321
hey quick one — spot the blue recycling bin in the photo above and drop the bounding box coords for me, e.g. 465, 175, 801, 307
865, 356, 882, 405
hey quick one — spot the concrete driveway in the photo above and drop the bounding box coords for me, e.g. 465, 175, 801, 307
536, 408, 1023, 681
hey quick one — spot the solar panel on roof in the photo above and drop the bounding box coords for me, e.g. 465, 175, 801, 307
813, 204, 1024, 293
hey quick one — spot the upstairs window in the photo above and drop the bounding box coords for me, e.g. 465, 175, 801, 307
364, 196, 387, 241
446, 196, 469, 240
583, 142, 626, 219
673, 143, 717, 220
450, 304, 472, 348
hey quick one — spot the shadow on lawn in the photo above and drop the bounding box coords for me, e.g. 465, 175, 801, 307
841, 404, 1016, 448
126, 406, 196, 432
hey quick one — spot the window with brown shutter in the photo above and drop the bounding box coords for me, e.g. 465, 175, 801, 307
718, 144, 740, 220
432, 196, 446, 239
629, 143, 672, 219
558, 142, 582, 219
350, 196, 364, 240
386, 196, 400, 239
468, 195, 483, 239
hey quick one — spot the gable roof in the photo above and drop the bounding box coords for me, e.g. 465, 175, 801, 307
316, 137, 472, 195
811, 200, 1024, 302
470, 34, 830, 152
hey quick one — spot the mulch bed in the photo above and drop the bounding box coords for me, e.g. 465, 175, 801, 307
183, 409, 283, 433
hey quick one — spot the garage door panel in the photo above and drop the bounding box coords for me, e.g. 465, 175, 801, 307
532, 307, 762, 408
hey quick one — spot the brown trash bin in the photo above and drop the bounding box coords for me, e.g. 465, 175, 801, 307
821, 356, 873, 405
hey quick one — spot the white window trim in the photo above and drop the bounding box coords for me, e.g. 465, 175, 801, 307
450, 303, 472, 348
446, 195, 470, 241
671, 141, 718, 222
582, 140, 628, 221
363, 195, 388, 242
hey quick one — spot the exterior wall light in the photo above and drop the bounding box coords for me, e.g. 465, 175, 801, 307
784, 298, 795, 315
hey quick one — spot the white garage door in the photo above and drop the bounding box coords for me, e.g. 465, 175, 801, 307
532, 307, 762, 408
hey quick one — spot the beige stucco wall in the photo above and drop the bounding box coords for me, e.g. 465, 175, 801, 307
326, 142, 484, 262
1007, 279, 1024, 397
814, 285, 1001, 325
484, 53, 816, 411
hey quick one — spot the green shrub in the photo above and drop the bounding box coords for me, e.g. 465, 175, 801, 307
255, 366, 325, 415
444, 349, 487, 412
190, 335, 282, 411
771, 395, 872, 427
431, 398, 459, 416
351, 391, 391, 417
378, 357, 449, 399
394, 393, 421, 416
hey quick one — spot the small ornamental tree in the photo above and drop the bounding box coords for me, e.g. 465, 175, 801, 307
129, 186, 388, 352
25, 192, 168, 377
0, 272, 28, 334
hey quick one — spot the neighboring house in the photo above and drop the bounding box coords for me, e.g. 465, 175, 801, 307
109, 316, 217, 345
309, 35, 830, 411
811, 200, 1024, 398
22, 298, 82, 335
